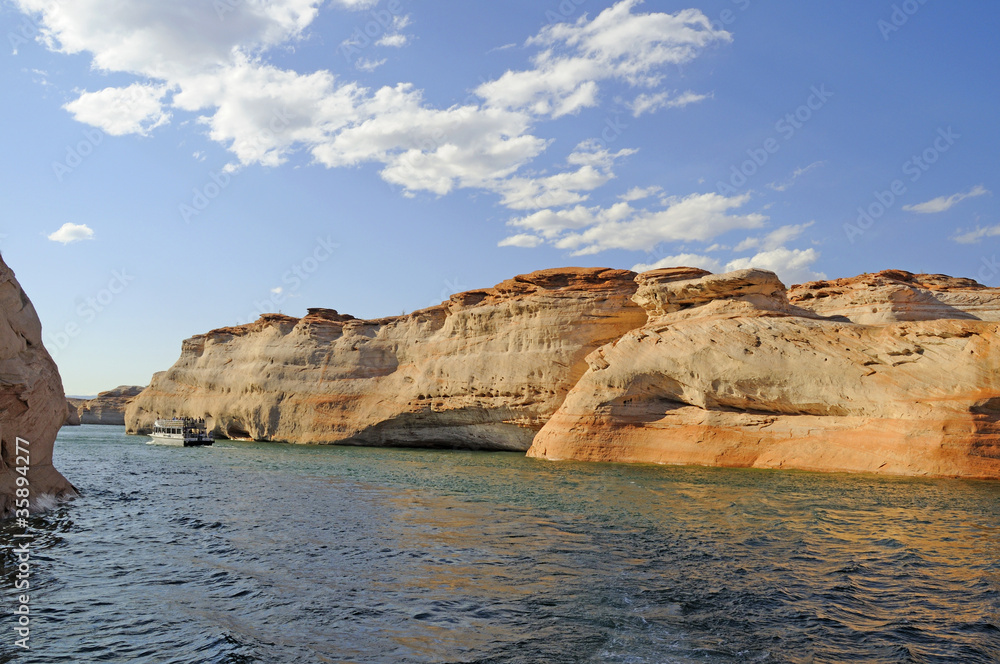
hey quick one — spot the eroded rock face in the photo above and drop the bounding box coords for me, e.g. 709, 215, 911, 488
789, 270, 1000, 324
64, 400, 81, 426
528, 269, 1000, 479
0, 255, 76, 514
126, 268, 647, 449
77, 385, 145, 425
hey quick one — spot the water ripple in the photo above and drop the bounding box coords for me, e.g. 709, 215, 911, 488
1, 427, 998, 663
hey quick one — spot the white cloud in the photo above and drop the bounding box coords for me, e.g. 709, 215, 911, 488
632, 253, 722, 273
332, 0, 379, 8
629, 90, 710, 117
271, 286, 284, 294
63, 83, 171, 136
15, 0, 323, 78
355, 57, 386, 72
903, 184, 990, 214
505, 192, 766, 256
47, 223, 94, 244
951, 224, 1000, 244
490, 142, 634, 210
725, 247, 825, 285
733, 222, 814, 252
17, 0, 725, 212
376, 33, 408, 48
498, 234, 544, 248
630, 244, 825, 285
476, 2, 729, 117
767, 161, 824, 192
619, 185, 662, 201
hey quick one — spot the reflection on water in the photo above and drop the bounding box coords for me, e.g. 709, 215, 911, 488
2, 425, 999, 663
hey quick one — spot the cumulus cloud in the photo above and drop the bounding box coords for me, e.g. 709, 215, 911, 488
376, 33, 407, 48
504, 192, 765, 256
63, 82, 170, 136
498, 234, 544, 248
630, 245, 824, 285
355, 57, 386, 72
725, 247, 825, 285
733, 222, 814, 252
903, 185, 990, 214
619, 185, 662, 201
17, 0, 726, 212
476, 3, 729, 118
490, 142, 635, 210
951, 223, 1000, 244
47, 222, 94, 244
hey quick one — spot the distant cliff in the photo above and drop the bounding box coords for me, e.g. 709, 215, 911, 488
126, 268, 646, 449
127, 266, 1000, 479
70, 385, 145, 425
0, 255, 76, 515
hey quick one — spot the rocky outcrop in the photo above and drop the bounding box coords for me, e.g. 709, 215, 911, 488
64, 399, 82, 426
527, 269, 1000, 479
788, 270, 1000, 324
126, 268, 647, 449
76, 385, 144, 425
0, 255, 76, 515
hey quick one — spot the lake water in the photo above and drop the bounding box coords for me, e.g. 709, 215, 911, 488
3, 425, 1000, 663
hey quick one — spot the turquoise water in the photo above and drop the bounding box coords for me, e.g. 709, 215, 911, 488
3, 425, 1000, 662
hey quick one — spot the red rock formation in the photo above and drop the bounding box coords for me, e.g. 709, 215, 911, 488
0, 255, 76, 515
527, 269, 1000, 479
126, 268, 647, 449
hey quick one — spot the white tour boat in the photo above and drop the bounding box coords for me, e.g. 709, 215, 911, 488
149, 417, 214, 447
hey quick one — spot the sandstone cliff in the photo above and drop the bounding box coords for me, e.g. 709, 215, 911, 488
64, 399, 82, 426
126, 268, 647, 449
75, 385, 144, 425
0, 255, 76, 515
527, 269, 1000, 479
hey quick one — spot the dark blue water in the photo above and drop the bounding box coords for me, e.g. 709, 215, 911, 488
3, 425, 1000, 663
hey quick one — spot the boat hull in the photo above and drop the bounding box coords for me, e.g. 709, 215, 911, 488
148, 434, 213, 447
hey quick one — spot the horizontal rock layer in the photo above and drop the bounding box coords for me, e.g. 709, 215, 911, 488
528, 269, 1000, 479
0, 255, 76, 514
127, 266, 1000, 479
126, 268, 647, 450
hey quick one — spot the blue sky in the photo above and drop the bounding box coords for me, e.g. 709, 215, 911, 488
2, 0, 998, 395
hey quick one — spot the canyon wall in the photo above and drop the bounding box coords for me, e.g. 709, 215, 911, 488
0, 255, 76, 515
127, 265, 1000, 479
527, 269, 1000, 479
126, 268, 647, 449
